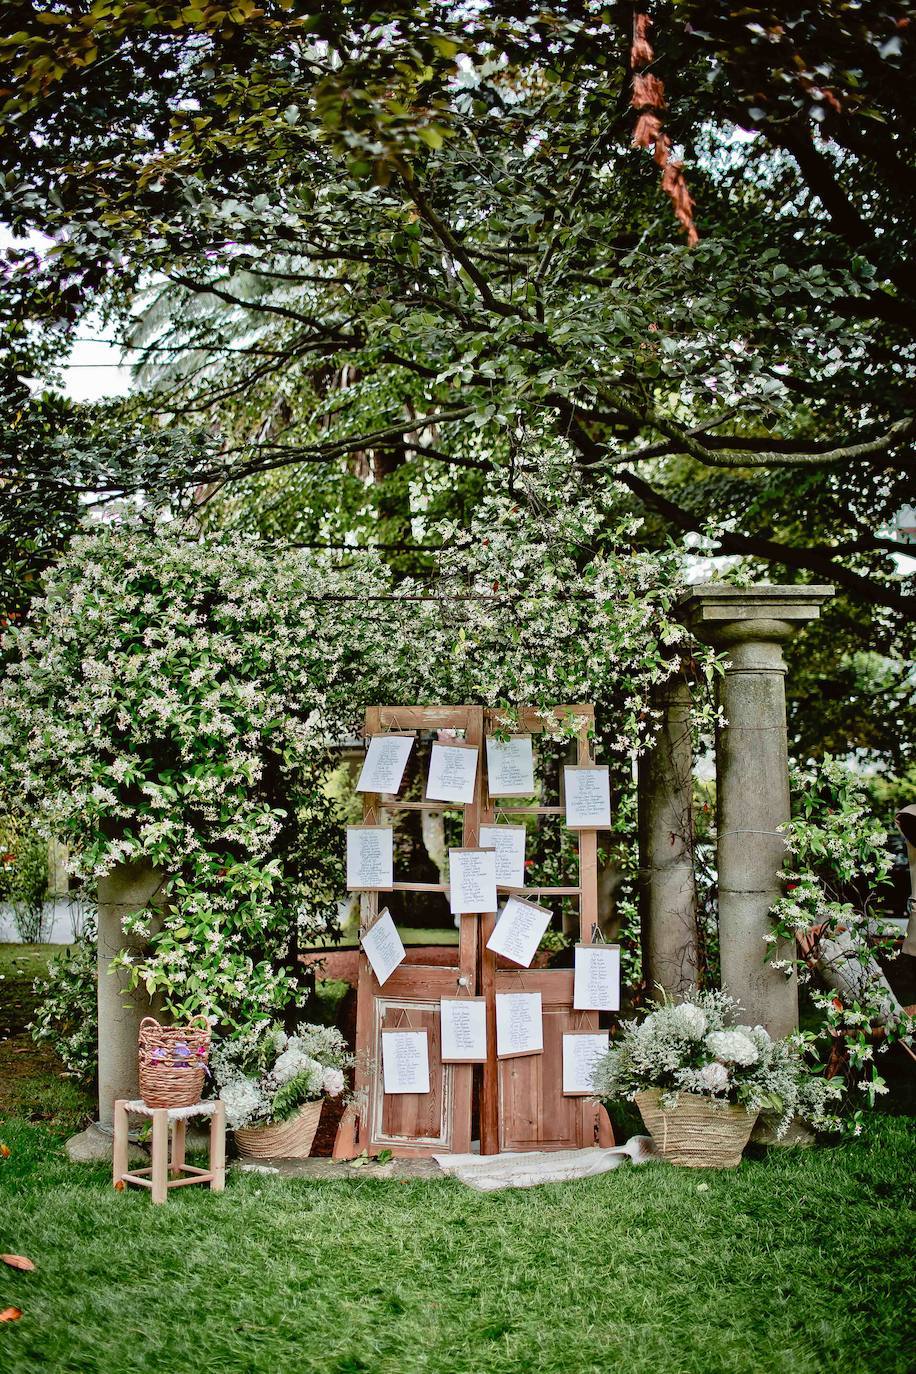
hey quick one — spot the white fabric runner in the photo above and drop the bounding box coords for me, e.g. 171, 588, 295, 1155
433, 1136, 658, 1191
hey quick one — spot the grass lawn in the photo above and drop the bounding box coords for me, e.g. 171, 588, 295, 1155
1, 945, 914, 1373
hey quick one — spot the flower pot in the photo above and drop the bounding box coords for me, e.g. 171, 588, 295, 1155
635, 1089, 758, 1168
233, 1100, 323, 1160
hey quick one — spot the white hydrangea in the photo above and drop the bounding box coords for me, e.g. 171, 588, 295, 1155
698, 1062, 730, 1093
672, 1003, 707, 1039
219, 1076, 265, 1130
706, 1029, 760, 1066
321, 1067, 346, 1098
272, 1045, 323, 1090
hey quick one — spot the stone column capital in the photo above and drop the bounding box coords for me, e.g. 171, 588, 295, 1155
679, 584, 834, 670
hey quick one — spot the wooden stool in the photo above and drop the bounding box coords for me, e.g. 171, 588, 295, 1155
113, 1098, 226, 1204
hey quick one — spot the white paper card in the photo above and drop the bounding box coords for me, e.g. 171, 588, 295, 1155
573, 944, 621, 1011
486, 735, 535, 796
346, 825, 394, 890
448, 848, 498, 915
360, 909, 405, 986
440, 998, 488, 1063
382, 1029, 430, 1094
564, 766, 611, 829
479, 825, 526, 889
356, 735, 414, 795
486, 895, 552, 968
495, 991, 543, 1058
426, 742, 479, 805
562, 1032, 609, 1095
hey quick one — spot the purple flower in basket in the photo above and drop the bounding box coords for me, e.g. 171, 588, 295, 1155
150, 1047, 167, 1063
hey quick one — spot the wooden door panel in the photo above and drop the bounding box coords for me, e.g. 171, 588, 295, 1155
495, 969, 602, 1152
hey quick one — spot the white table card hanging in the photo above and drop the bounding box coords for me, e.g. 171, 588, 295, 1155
440, 997, 488, 1064
485, 735, 535, 796
479, 825, 526, 889
356, 734, 414, 795
381, 1028, 430, 1094
360, 908, 405, 986
448, 847, 498, 915
486, 895, 552, 968
346, 825, 394, 890
573, 944, 621, 1011
426, 741, 479, 805
562, 1031, 609, 1095
564, 765, 611, 829
495, 991, 543, 1058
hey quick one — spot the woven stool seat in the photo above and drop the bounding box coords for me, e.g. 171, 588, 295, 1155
113, 1096, 226, 1203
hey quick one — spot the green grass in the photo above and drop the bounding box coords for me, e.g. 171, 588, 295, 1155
0, 1115, 913, 1374
2, 944, 914, 1373
307, 926, 459, 949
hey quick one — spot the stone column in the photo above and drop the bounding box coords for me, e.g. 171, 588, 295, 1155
681, 585, 833, 1036
97, 860, 167, 1126
638, 675, 700, 996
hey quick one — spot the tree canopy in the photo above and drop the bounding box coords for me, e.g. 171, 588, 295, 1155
2, 3, 914, 772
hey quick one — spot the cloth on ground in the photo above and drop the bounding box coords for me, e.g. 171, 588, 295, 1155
432, 1136, 658, 1191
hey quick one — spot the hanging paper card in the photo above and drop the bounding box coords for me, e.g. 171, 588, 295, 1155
564, 765, 611, 829
440, 997, 488, 1063
356, 734, 414, 795
486, 895, 552, 968
562, 1031, 609, 1095
495, 991, 543, 1058
346, 825, 394, 890
382, 1028, 430, 1094
486, 735, 535, 796
360, 909, 405, 986
479, 825, 526, 889
573, 944, 621, 1011
448, 848, 498, 915
426, 741, 479, 805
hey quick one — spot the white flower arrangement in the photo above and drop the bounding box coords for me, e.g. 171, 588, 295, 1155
591, 989, 842, 1138
211, 1020, 353, 1130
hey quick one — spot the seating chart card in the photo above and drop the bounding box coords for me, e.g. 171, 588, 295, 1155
564, 765, 611, 829
426, 741, 479, 805
440, 997, 488, 1063
448, 847, 498, 915
479, 825, 526, 889
486, 895, 552, 968
562, 1031, 609, 1095
573, 944, 621, 1011
381, 1028, 430, 1094
495, 991, 543, 1058
346, 825, 394, 890
356, 734, 414, 795
360, 908, 405, 986
485, 735, 535, 796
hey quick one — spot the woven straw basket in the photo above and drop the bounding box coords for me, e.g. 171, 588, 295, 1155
635, 1089, 758, 1168
234, 1100, 323, 1160
138, 1016, 210, 1110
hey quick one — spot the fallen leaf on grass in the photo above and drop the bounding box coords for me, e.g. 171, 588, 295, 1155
113, 1179, 125, 1191
0, 1256, 35, 1272
0, 1144, 10, 1158
0, 1307, 22, 1322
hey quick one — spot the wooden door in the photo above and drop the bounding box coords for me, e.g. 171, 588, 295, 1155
335, 705, 483, 1159
495, 969, 604, 1151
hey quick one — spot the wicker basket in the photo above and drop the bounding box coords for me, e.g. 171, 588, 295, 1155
635, 1089, 758, 1168
138, 1016, 210, 1110
234, 1100, 323, 1160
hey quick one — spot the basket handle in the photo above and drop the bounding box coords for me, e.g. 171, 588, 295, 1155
138, 1017, 162, 1034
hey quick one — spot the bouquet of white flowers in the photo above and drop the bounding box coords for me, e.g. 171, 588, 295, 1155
591, 989, 841, 1139
211, 1020, 353, 1131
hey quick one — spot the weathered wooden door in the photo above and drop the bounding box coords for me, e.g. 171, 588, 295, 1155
335, 705, 484, 1159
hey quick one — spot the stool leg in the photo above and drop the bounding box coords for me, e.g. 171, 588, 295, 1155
210, 1102, 226, 1192
112, 1100, 128, 1187
151, 1108, 170, 1204
170, 1118, 186, 1177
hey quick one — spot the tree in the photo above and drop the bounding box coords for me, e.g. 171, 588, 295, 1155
2, 3, 914, 768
